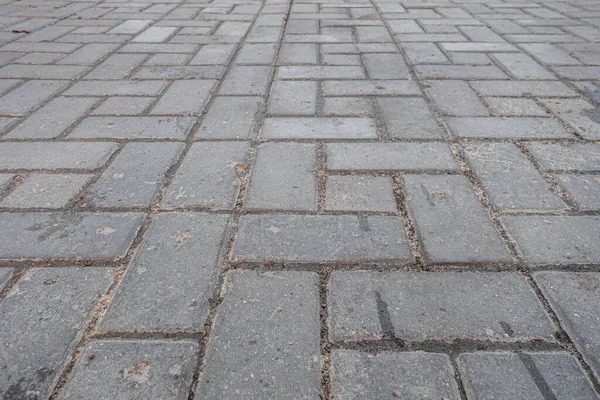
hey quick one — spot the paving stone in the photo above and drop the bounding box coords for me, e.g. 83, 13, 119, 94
502, 216, 600, 264
463, 143, 565, 210
555, 174, 600, 210
146, 53, 189, 66
64, 80, 167, 96
425, 80, 488, 116
328, 271, 553, 342
520, 43, 582, 65
322, 97, 373, 116
109, 20, 152, 35
526, 143, 600, 171
84, 53, 147, 80
416, 65, 508, 80
60, 340, 197, 400
402, 42, 449, 64
439, 42, 517, 52
0, 212, 143, 259
486, 97, 547, 116
540, 99, 600, 140
378, 97, 442, 139
163, 141, 248, 208
197, 96, 261, 139
447, 117, 572, 139
0, 80, 69, 116
277, 66, 365, 79
132, 26, 177, 43
4, 97, 98, 139
197, 270, 321, 399
84, 142, 182, 207
325, 175, 396, 212
322, 54, 361, 66
267, 80, 316, 115
0, 64, 90, 79
363, 53, 410, 79
404, 175, 512, 263
326, 142, 458, 171
331, 351, 460, 400
220, 65, 271, 95
278, 43, 318, 64
470, 80, 578, 97
261, 117, 377, 139
0, 267, 114, 399
236, 43, 277, 64
92, 97, 154, 115
0, 142, 117, 170
189, 44, 237, 65
246, 142, 317, 211
69, 116, 194, 140
323, 80, 420, 96
233, 214, 411, 263
536, 272, 600, 380
491, 53, 556, 80
448, 52, 492, 65
133, 65, 224, 80
100, 212, 229, 333
1, 174, 92, 209
458, 352, 597, 400
150, 79, 216, 115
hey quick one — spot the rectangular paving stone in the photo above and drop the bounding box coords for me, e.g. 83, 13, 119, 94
402, 42, 449, 64
84, 53, 147, 80
329, 271, 554, 342
84, 142, 183, 207
447, 117, 572, 139
132, 26, 177, 43
278, 43, 318, 64
64, 80, 167, 96
322, 97, 373, 116
109, 20, 152, 34
0, 267, 113, 400
1, 174, 92, 209
233, 214, 411, 263
100, 212, 230, 333
0, 212, 144, 259
261, 117, 377, 139
0, 142, 117, 170
536, 272, 600, 380
329, 271, 553, 342
425, 80, 488, 116
92, 97, 154, 116
236, 43, 277, 64
520, 43, 581, 65
491, 53, 556, 80
540, 99, 600, 140
59, 340, 198, 400
525, 143, 600, 171
486, 97, 547, 116
326, 176, 396, 212
323, 80, 420, 96
267, 80, 316, 115
219, 66, 271, 95
502, 216, 600, 264
163, 141, 248, 208
463, 143, 565, 211
363, 53, 410, 79
57, 43, 120, 65
3, 97, 99, 139
378, 97, 442, 139
0, 80, 69, 116
189, 44, 237, 65
470, 80, 578, 97
133, 65, 224, 80
555, 175, 600, 210
0, 64, 89, 79
416, 65, 508, 80
197, 96, 261, 139
197, 271, 321, 399
246, 142, 316, 211
150, 79, 216, 115
326, 142, 459, 171
69, 116, 195, 140
458, 352, 597, 400
331, 351, 460, 400
277, 66, 365, 79
439, 42, 518, 52
403, 175, 512, 263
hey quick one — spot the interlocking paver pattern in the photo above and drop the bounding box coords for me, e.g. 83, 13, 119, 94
1, 0, 600, 398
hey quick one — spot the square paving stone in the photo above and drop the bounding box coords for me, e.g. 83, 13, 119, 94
69, 116, 195, 140
100, 212, 230, 333
458, 352, 598, 400
196, 270, 321, 399
502, 216, 600, 264
326, 175, 396, 212
0, 212, 144, 259
233, 214, 411, 263
0, 267, 114, 400
555, 174, 600, 210
403, 175, 512, 263
535, 272, 600, 380
328, 271, 554, 342
0, 174, 92, 209
331, 350, 460, 400
58, 340, 198, 400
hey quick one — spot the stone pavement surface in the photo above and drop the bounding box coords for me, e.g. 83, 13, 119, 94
1, 0, 600, 398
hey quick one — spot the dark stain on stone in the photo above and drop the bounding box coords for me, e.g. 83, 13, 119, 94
375, 290, 395, 338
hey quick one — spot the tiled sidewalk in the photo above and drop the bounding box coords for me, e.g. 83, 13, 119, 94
0, 0, 599, 398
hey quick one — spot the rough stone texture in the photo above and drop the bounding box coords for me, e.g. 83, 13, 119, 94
197, 270, 321, 399
197, 96, 261, 139
555, 174, 600, 210
1, 174, 92, 208
0, 267, 114, 400
378, 97, 442, 139
328, 271, 554, 342
526, 143, 600, 171
458, 352, 598, 400
331, 351, 460, 400
69, 116, 195, 140
0, 142, 117, 170
535, 272, 600, 380
233, 214, 411, 263
403, 175, 512, 263
325, 175, 396, 212
447, 117, 571, 139
100, 212, 230, 333
59, 340, 198, 400
261, 117, 377, 139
